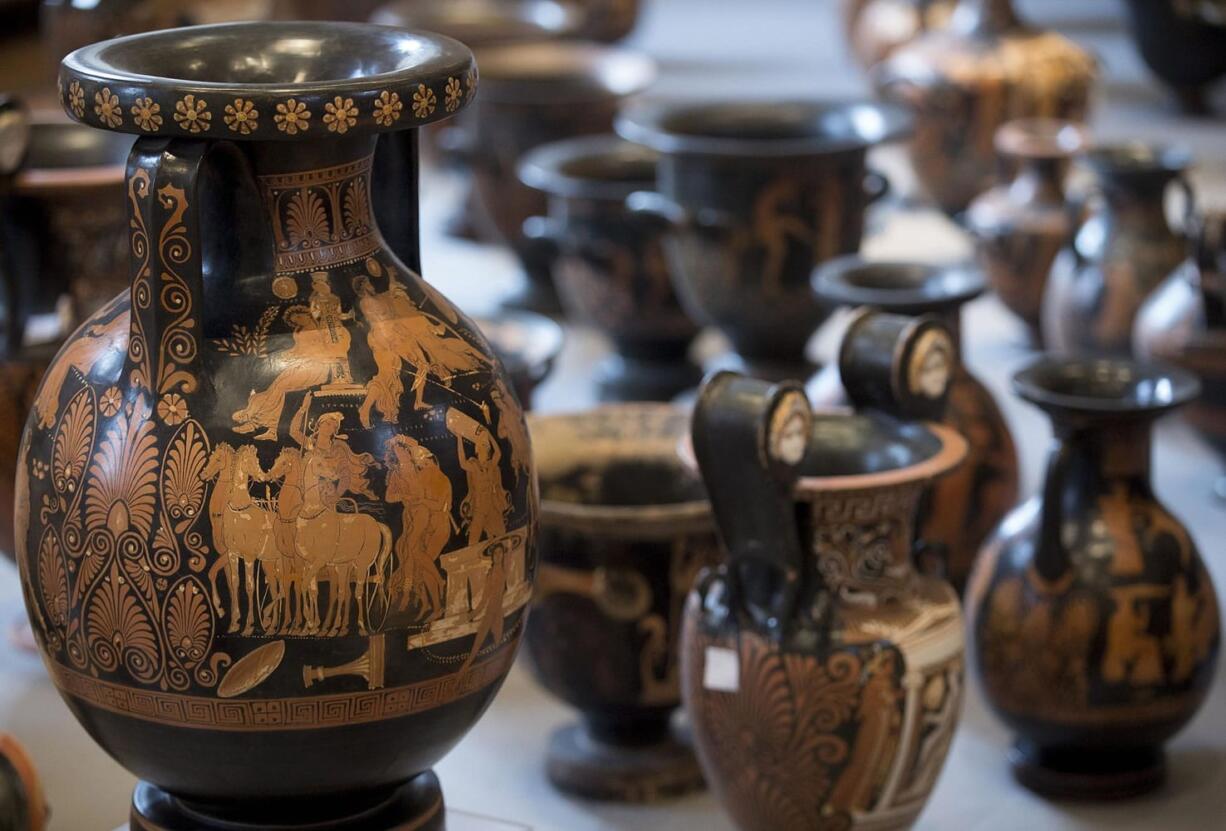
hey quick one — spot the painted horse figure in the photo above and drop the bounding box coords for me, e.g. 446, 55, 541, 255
295, 498, 394, 637
201, 444, 282, 635
267, 446, 395, 637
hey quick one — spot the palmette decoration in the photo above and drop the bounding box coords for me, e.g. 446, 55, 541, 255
17, 22, 534, 831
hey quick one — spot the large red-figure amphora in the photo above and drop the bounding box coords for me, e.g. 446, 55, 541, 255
16, 22, 537, 830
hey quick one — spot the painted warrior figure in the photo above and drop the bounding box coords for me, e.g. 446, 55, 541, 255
745, 178, 813, 295
291, 407, 375, 518
456, 425, 509, 546
460, 539, 508, 673
308, 272, 354, 384
489, 378, 531, 481
353, 273, 489, 422
385, 435, 452, 620
234, 274, 353, 440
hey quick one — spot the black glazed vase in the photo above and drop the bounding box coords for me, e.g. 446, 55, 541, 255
519, 134, 702, 401
967, 356, 1220, 799
1120, 0, 1226, 115
1043, 143, 1194, 359
617, 100, 908, 378
1135, 212, 1226, 498
812, 258, 1020, 593
525, 403, 718, 801
17, 23, 537, 831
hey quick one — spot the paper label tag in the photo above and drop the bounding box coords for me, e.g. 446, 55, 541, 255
703, 646, 740, 693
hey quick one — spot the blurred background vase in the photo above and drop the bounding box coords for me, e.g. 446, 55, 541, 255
526, 404, 716, 802
369, 0, 585, 240
967, 356, 1220, 798
842, 0, 956, 69
1134, 212, 1226, 498
520, 135, 701, 401
1, 116, 131, 325
813, 258, 1019, 593
467, 42, 655, 315
875, 0, 1096, 216
0, 115, 130, 559
0, 733, 47, 831
1120, 0, 1226, 115
272, 0, 381, 20
573, 0, 641, 41
966, 118, 1088, 346
617, 99, 907, 378
1043, 143, 1193, 358
41, 0, 271, 72
372, 0, 583, 48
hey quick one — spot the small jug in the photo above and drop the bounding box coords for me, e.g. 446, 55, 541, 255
684, 370, 967, 831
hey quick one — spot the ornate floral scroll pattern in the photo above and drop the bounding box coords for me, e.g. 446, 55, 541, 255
37, 529, 69, 633
687, 629, 864, 831
153, 184, 199, 409
31, 378, 228, 692
21, 138, 234, 696
84, 397, 158, 539
806, 483, 924, 606
158, 419, 211, 573
126, 169, 154, 393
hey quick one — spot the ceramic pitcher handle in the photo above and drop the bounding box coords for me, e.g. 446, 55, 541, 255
373, 131, 421, 273
123, 137, 266, 396
838, 309, 954, 421
864, 170, 891, 205
1034, 442, 1073, 583
692, 371, 813, 629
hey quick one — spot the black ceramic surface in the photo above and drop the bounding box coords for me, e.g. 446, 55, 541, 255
1043, 142, 1193, 359
1121, 0, 1226, 114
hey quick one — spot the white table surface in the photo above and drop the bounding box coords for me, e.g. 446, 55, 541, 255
3, 0, 1226, 828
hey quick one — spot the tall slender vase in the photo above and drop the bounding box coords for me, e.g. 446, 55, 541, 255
1043, 143, 1193, 357
683, 372, 967, 831
966, 118, 1088, 345
968, 357, 1220, 798
1135, 212, 1226, 497
17, 23, 537, 830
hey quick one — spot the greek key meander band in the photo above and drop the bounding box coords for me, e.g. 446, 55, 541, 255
49, 644, 515, 732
